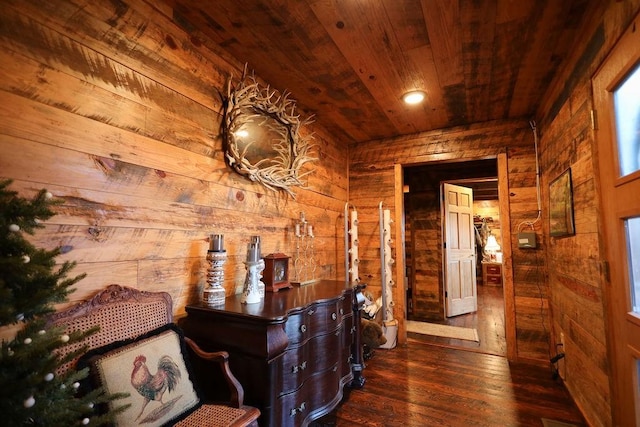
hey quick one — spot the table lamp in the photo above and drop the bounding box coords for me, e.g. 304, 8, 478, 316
485, 235, 501, 262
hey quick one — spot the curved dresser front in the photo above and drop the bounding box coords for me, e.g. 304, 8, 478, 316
182, 280, 365, 427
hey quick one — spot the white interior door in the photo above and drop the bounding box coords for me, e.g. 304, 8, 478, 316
443, 183, 477, 317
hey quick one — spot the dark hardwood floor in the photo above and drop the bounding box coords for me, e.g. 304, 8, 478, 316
312, 285, 585, 427
314, 344, 585, 427
408, 284, 508, 356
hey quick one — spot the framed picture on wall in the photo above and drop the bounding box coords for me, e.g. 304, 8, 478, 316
549, 168, 575, 237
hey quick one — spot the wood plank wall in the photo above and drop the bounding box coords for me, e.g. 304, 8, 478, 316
536, 1, 640, 426
348, 119, 549, 363
407, 196, 442, 321
0, 0, 348, 340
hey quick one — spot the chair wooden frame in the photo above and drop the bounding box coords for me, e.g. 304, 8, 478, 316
48, 284, 259, 427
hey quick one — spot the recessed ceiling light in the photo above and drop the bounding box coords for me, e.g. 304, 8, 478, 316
402, 90, 425, 105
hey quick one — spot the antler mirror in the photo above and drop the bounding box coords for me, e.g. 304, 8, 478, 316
222, 67, 315, 198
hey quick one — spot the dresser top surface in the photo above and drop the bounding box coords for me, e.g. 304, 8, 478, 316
186, 280, 358, 322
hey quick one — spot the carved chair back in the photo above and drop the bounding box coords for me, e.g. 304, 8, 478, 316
47, 284, 173, 375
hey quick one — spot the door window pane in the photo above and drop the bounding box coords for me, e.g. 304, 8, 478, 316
626, 217, 640, 313
613, 62, 640, 177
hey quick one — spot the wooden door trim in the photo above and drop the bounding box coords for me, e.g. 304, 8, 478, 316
394, 163, 407, 345
498, 152, 517, 362
394, 156, 516, 361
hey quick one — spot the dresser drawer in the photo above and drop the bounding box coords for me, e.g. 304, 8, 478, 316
274, 363, 347, 426
285, 300, 347, 345
278, 322, 348, 393
485, 274, 502, 285
485, 264, 502, 275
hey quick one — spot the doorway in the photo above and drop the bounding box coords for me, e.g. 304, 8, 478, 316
402, 159, 507, 356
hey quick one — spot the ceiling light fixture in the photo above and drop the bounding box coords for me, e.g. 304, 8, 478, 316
402, 90, 425, 105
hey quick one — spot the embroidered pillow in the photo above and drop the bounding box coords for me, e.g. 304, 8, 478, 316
79, 324, 200, 427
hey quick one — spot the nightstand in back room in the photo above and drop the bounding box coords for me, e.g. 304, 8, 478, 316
482, 262, 503, 286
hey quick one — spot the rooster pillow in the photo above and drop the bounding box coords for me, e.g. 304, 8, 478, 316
79, 324, 200, 427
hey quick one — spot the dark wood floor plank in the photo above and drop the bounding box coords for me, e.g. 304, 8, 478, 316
312, 285, 583, 427
408, 284, 508, 356
315, 344, 585, 427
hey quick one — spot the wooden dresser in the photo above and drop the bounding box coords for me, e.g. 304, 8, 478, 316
181, 280, 365, 427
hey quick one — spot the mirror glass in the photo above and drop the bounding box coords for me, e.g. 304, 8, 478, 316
234, 116, 293, 169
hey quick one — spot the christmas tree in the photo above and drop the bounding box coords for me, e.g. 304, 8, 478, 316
0, 179, 127, 426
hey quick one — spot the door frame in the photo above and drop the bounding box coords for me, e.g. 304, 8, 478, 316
394, 153, 516, 361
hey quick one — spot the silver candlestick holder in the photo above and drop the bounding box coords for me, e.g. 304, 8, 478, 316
202, 234, 226, 306
291, 211, 318, 286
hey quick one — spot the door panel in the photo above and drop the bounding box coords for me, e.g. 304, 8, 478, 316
592, 11, 640, 425
444, 183, 477, 317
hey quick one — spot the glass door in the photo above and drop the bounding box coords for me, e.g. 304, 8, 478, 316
592, 12, 640, 426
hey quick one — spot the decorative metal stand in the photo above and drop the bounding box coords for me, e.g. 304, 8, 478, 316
291, 212, 318, 286
202, 234, 226, 306
344, 203, 360, 284
378, 202, 397, 349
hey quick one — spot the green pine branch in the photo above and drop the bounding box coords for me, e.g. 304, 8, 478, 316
0, 179, 128, 426
0, 179, 86, 326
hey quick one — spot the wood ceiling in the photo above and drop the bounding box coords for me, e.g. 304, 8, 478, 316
167, 0, 595, 145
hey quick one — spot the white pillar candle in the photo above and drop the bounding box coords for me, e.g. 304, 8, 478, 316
210, 234, 224, 251
247, 243, 260, 262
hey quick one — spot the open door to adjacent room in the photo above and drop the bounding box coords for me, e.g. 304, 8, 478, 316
401, 159, 512, 357
442, 182, 478, 317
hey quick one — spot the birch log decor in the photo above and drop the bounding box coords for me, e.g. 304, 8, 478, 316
223, 66, 316, 198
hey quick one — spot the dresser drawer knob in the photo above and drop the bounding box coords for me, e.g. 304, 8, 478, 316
290, 401, 306, 417
332, 312, 337, 320
339, 308, 344, 315
291, 361, 307, 373
300, 324, 307, 333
